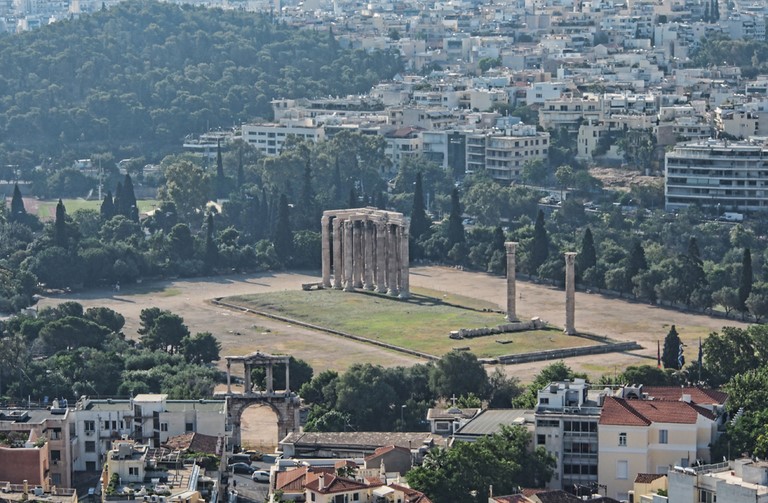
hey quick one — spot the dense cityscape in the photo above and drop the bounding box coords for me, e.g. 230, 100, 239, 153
2, 0, 768, 501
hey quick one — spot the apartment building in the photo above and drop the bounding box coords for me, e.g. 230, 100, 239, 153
241, 120, 325, 156
0, 404, 74, 490
668, 458, 768, 503
598, 396, 718, 501
484, 127, 550, 181
72, 394, 226, 473
535, 379, 604, 491
665, 139, 768, 212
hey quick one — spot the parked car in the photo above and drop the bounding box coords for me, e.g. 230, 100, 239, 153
230, 463, 255, 475
243, 450, 263, 461
228, 454, 252, 465
252, 470, 270, 483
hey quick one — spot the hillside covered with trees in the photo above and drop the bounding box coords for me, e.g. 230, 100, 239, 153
0, 0, 402, 157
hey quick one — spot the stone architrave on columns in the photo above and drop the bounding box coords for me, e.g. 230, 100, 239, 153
332, 218, 343, 289
343, 220, 354, 292
321, 215, 331, 288
505, 242, 518, 321
565, 252, 577, 335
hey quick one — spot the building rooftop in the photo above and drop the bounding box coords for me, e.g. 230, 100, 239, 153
281, 432, 447, 452
599, 396, 715, 426
453, 409, 534, 437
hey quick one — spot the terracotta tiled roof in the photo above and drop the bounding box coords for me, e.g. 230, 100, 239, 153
531, 489, 581, 502
492, 495, 531, 502
389, 483, 433, 503
275, 466, 333, 492
162, 433, 219, 454
521, 488, 548, 497
334, 459, 358, 469
635, 473, 665, 483
643, 386, 728, 405
600, 396, 713, 426
305, 474, 376, 494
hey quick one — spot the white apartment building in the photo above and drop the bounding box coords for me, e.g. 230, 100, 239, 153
535, 379, 604, 491
669, 459, 768, 503
72, 394, 226, 472
665, 139, 768, 212
241, 121, 325, 156
484, 127, 550, 181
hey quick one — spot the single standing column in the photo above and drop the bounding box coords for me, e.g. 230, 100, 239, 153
398, 223, 410, 298
266, 363, 274, 395
505, 242, 518, 321
565, 252, 577, 335
284, 360, 290, 392
321, 215, 331, 288
333, 218, 344, 289
243, 363, 251, 395
344, 220, 354, 291
376, 222, 388, 293
387, 224, 399, 297
364, 220, 375, 290
354, 220, 364, 288
226, 360, 232, 394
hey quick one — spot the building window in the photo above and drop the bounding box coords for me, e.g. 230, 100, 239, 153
51, 474, 61, 485
353, 493, 360, 501
86, 461, 96, 471
540, 397, 549, 404
51, 450, 61, 461
185, 423, 193, 432
537, 434, 546, 445
161, 423, 168, 432
617, 460, 628, 479
619, 432, 627, 446
129, 467, 139, 476
85, 441, 96, 453
659, 429, 668, 444
84, 421, 95, 432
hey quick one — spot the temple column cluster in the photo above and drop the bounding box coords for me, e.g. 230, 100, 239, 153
320, 209, 410, 298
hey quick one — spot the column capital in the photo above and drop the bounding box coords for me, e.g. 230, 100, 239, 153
504, 241, 518, 254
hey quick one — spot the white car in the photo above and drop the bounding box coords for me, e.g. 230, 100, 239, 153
251, 470, 270, 483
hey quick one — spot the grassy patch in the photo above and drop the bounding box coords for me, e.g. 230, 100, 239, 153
34, 199, 159, 220
223, 289, 596, 358
160, 288, 182, 297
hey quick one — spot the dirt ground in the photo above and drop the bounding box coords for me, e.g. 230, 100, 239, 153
37, 266, 748, 383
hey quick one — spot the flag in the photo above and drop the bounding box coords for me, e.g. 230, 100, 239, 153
657, 340, 661, 368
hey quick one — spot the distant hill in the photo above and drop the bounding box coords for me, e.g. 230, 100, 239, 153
0, 1, 402, 154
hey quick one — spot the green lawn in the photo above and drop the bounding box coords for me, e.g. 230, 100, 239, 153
33, 199, 159, 220
223, 287, 596, 358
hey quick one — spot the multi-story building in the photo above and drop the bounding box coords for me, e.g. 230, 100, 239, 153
665, 139, 768, 212
72, 394, 226, 473
598, 395, 719, 501
535, 379, 604, 492
0, 402, 74, 490
484, 127, 550, 181
241, 120, 325, 156
668, 458, 768, 503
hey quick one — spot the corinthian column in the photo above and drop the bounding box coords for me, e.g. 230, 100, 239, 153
565, 252, 577, 335
505, 242, 518, 321
321, 215, 331, 288
354, 220, 364, 288
364, 220, 375, 291
387, 224, 399, 297
333, 217, 343, 289
398, 223, 410, 299
376, 221, 388, 293
344, 220, 354, 292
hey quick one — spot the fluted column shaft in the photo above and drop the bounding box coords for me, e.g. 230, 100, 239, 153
321, 215, 331, 288
565, 252, 577, 335
398, 224, 410, 298
376, 222, 388, 293
364, 221, 375, 290
333, 218, 343, 289
505, 242, 518, 321
387, 224, 399, 296
344, 220, 354, 291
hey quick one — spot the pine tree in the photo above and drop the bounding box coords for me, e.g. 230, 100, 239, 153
738, 248, 753, 313
530, 209, 549, 274
204, 212, 218, 272
577, 227, 597, 276
662, 325, 683, 369
216, 140, 227, 199
120, 175, 138, 221
410, 172, 430, 244
273, 193, 293, 264
54, 199, 67, 248
446, 187, 465, 248
10, 183, 26, 222
100, 191, 116, 221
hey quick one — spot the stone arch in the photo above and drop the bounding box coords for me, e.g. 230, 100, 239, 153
227, 394, 301, 449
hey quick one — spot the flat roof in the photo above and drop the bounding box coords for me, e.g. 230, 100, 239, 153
454, 409, 534, 437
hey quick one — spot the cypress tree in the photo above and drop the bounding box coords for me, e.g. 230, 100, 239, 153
273, 193, 293, 263
738, 248, 753, 312
113, 182, 123, 217
120, 175, 138, 221
300, 161, 316, 230
54, 199, 67, 247
530, 209, 549, 274
348, 187, 358, 209
577, 227, 597, 275
100, 190, 116, 221
333, 158, 343, 205
374, 191, 385, 210
204, 212, 218, 272
10, 183, 26, 222
410, 172, 430, 242
662, 325, 683, 369
627, 241, 648, 279
446, 187, 465, 248
216, 140, 227, 199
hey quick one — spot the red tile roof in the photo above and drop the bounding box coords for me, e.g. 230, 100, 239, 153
304, 474, 377, 494
364, 444, 410, 461
388, 483, 433, 503
600, 397, 713, 426
642, 386, 727, 405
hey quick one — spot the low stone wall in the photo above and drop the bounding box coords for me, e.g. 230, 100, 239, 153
486, 341, 642, 365
449, 318, 545, 339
